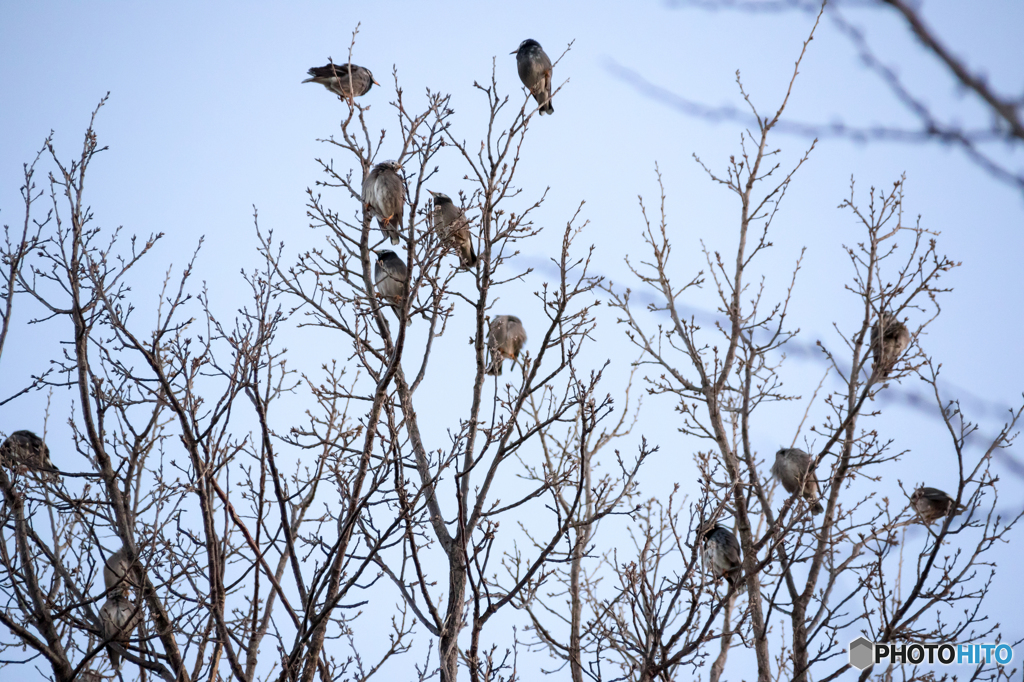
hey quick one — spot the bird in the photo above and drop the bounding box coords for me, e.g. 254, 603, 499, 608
103, 547, 132, 594
374, 249, 409, 323
911, 487, 963, 525
428, 190, 477, 269
98, 592, 139, 670
302, 62, 378, 99
870, 311, 910, 379
700, 523, 744, 593
485, 316, 527, 376
511, 39, 554, 115
771, 448, 824, 515
0, 430, 53, 474
362, 161, 405, 245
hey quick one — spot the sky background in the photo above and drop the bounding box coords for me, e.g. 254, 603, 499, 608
2, 1, 1022, 679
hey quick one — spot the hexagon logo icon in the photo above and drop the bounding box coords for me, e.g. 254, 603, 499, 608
849, 637, 874, 670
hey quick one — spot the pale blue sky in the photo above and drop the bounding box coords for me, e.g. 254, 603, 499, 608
2, 1, 1022, 678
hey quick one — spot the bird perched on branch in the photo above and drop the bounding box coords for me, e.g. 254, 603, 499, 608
362, 161, 405, 245
512, 39, 554, 115
99, 592, 140, 670
374, 249, 409, 323
870, 311, 910, 379
700, 523, 744, 593
303, 62, 379, 99
486, 316, 527, 376
104, 547, 132, 593
428, 190, 477, 269
771, 448, 824, 515
911, 487, 963, 524
1, 430, 53, 476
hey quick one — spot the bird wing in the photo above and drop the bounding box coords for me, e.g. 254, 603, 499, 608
508, 318, 527, 356
919, 487, 952, 503
307, 64, 351, 80
362, 168, 378, 210
375, 257, 406, 299
890, 323, 910, 356
537, 48, 553, 72
713, 528, 741, 565
376, 171, 405, 225
488, 318, 508, 352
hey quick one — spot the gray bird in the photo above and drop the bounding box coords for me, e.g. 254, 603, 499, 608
303, 62, 379, 99
700, 523, 744, 593
374, 249, 409, 323
0, 430, 53, 473
428, 190, 477, 269
485, 315, 527, 376
103, 547, 132, 593
98, 593, 139, 670
362, 161, 405, 245
870, 311, 910, 379
511, 39, 554, 115
911, 487, 963, 525
771, 448, 824, 515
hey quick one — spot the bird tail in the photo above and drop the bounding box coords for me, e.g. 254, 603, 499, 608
465, 241, 478, 269
486, 355, 502, 376
390, 234, 400, 246
541, 102, 554, 115
301, 77, 315, 84
811, 500, 824, 515
728, 572, 746, 594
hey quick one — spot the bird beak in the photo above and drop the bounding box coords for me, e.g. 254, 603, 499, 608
427, 190, 437, 197
509, 49, 517, 55
373, 79, 381, 86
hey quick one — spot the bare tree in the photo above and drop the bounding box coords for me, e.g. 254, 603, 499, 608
1, 19, 1020, 682
588, 10, 1022, 682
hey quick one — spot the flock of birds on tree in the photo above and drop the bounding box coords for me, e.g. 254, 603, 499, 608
304, 41, 546, 375
0, 39, 955, 675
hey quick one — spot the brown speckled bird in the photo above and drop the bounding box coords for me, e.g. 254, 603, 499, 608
700, 523, 744, 593
303, 62, 378, 99
511, 39, 554, 115
870, 312, 910, 379
911, 487, 963, 524
1, 430, 53, 476
485, 315, 527, 376
99, 593, 140, 670
428, 190, 477, 269
771, 448, 824, 515
362, 161, 405, 245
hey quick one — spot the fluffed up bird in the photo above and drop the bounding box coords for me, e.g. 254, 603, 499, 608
99, 593, 140, 670
303, 62, 378, 99
428, 190, 477, 269
512, 39, 554, 115
771, 448, 824, 515
700, 523, 744, 593
485, 315, 527, 376
1, 430, 53, 474
363, 161, 405, 245
104, 547, 132, 594
911, 487, 963, 525
374, 249, 409, 323
870, 311, 910, 379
